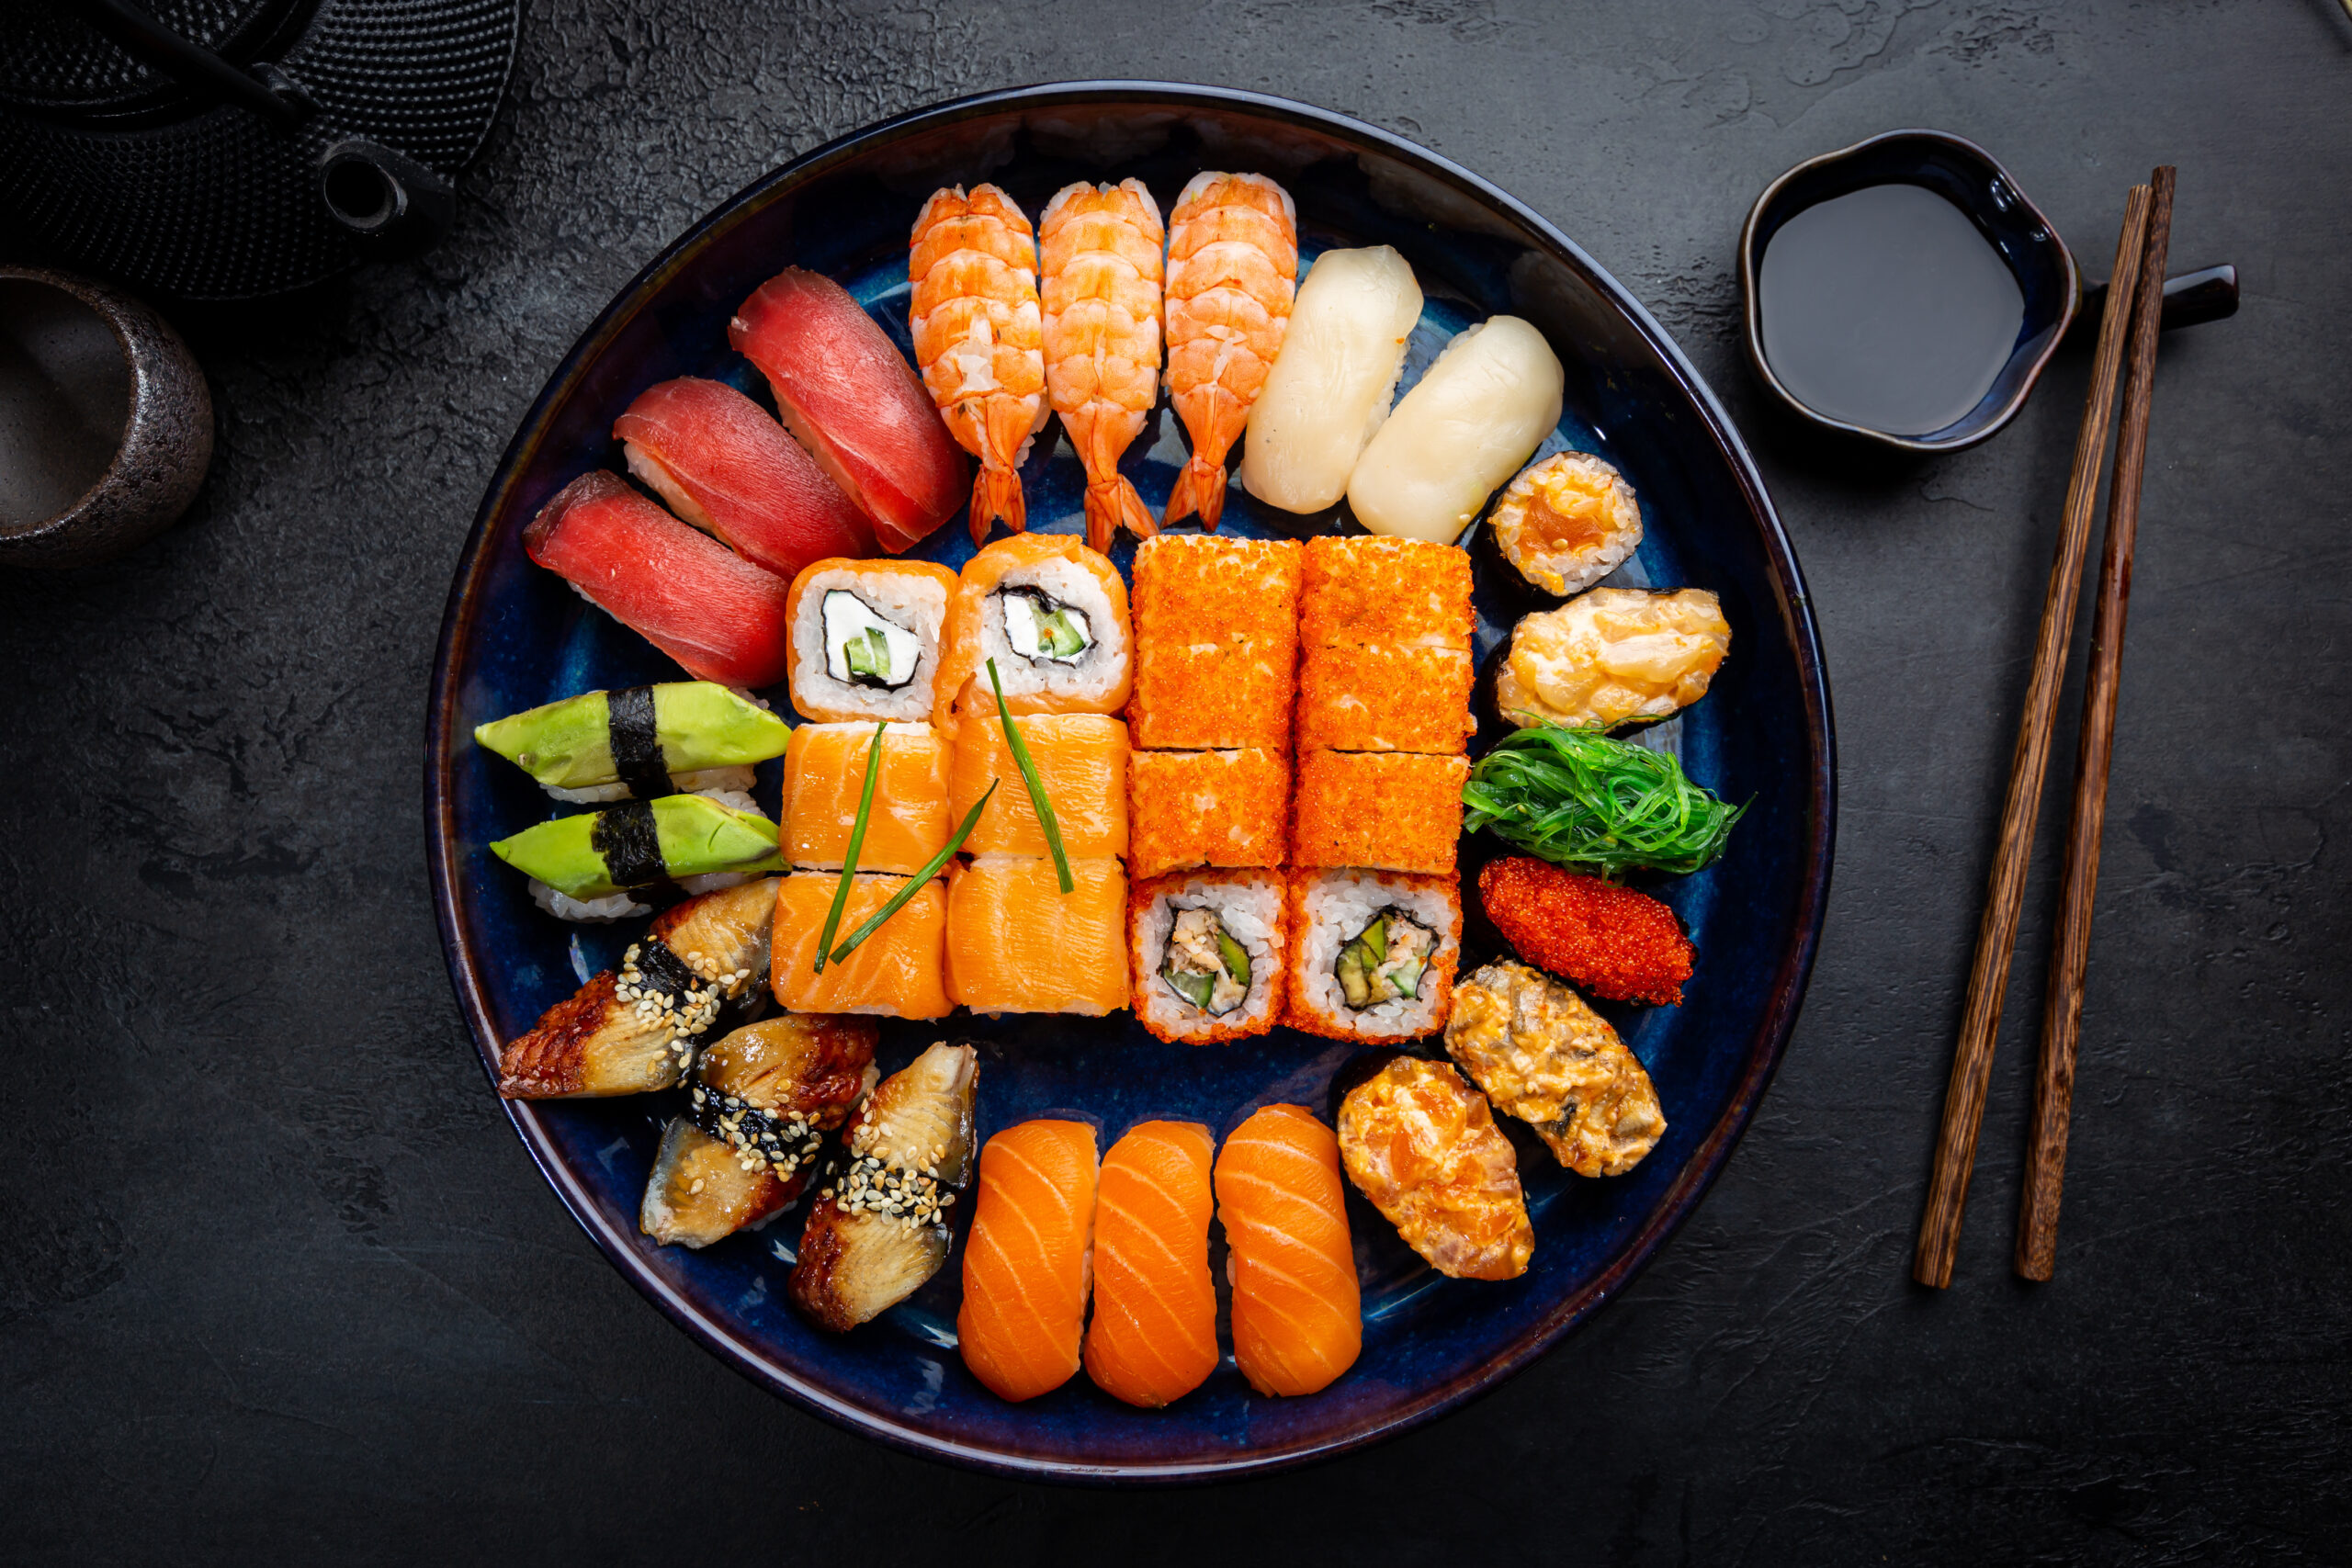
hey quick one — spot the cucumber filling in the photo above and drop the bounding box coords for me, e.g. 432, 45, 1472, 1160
1161, 907, 1252, 1016
1335, 908, 1435, 1010
822, 590, 922, 690
1000, 588, 1092, 664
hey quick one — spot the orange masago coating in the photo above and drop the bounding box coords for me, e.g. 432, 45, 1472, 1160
1084, 1120, 1219, 1408
1215, 1104, 1363, 1397
1477, 855, 1694, 1006
958, 1119, 1100, 1403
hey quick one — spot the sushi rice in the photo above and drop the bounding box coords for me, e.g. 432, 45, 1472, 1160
972, 553, 1129, 709
1132, 871, 1286, 1043
1286, 867, 1462, 1043
786, 561, 955, 724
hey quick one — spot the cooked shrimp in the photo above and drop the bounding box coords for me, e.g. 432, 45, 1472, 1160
910, 185, 1047, 543
1039, 178, 1165, 553
1161, 173, 1297, 530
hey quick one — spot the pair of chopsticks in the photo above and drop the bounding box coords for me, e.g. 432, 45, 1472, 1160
1913, 166, 2177, 1289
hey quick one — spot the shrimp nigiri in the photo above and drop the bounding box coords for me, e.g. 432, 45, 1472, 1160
910, 186, 1047, 544
1161, 173, 1298, 531
1040, 178, 1165, 553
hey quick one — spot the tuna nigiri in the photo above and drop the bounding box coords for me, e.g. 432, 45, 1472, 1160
910, 185, 1046, 542
1215, 1104, 1363, 1397
523, 470, 794, 689
1084, 1120, 1218, 1408
730, 267, 967, 553
957, 1119, 1100, 1402
1040, 179, 1165, 552
614, 377, 876, 578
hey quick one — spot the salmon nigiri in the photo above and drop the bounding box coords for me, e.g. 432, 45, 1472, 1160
958, 1119, 1100, 1402
1083, 1120, 1218, 1408
1215, 1103, 1363, 1397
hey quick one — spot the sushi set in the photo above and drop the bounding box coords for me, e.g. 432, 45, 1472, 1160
429, 85, 1832, 1479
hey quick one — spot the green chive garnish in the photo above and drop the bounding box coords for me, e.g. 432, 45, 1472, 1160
987, 656, 1072, 894
813, 721, 888, 974
827, 779, 998, 966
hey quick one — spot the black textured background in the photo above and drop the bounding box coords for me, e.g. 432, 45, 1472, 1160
4, 3, 2346, 1561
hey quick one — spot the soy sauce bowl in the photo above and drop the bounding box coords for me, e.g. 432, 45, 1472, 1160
1738, 130, 2076, 455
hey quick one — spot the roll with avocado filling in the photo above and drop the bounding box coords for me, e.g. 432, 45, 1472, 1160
1160, 906, 1254, 1016
823, 590, 923, 690
1335, 908, 1435, 1010
998, 587, 1092, 665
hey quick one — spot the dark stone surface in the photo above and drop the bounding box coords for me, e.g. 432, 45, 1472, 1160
2, 2, 2345, 1560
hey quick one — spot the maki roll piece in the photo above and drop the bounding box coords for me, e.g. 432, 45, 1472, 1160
951, 712, 1128, 860
1283, 867, 1462, 1045
1299, 535, 1473, 652
1131, 869, 1287, 1044
1337, 1055, 1534, 1281
497, 876, 780, 1099
1295, 642, 1476, 755
640, 1013, 880, 1248
783, 558, 959, 725
523, 470, 795, 689
729, 267, 967, 553
1346, 317, 1564, 545
473, 681, 791, 804
1445, 961, 1665, 1179
1127, 748, 1290, 880
614, 377, 876, 579
1128, 535, 1301, 751
1488, 451, 1644, 599
1495, 587, 1731, 732
935, 534, 1133, 735
489, 794, 784, 923
771, 872, 951, 1020
1292, 750, 1467, 875
783, 721, 950, 874
790, 1041, 979, 1333
945, 856, 1129, 1017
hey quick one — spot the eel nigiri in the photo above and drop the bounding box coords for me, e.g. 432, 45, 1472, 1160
1346, 315, 1564, 544
524, 470, 795, 688
957, 1119, 1100, 1402
790, 1040, 978, 1332
497, 876, 778, 1099
1215, 1104, 1363, 1397
1238, 246, 1422, 515
639, 1013, 878, 1248
1083, 1120, 1218, 1408
1162, 173, 1298, 530
910, 186, 1046, 542
729, 267, 967, 554
473, 682, 791, 804
1040, 179, 1165, 552
615, 377, 876, 578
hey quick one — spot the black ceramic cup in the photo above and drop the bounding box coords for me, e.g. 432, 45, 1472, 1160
0, 267, 214, 569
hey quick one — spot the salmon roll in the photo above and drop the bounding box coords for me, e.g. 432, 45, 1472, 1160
783, 721, 950, 874
784, 558, 959, 724
1284, 867, 1462, 1043
937, 533, 1132, 734
1129, 535, 1301, 750
1128, 748, 1289, 879
1299, 535, 1473, 650
1295, 642, 1477, 754
1084, 1120, 1218, 1408
944, 855, 1129, 1016
958, 1119, 1100, 1403
951, 711, 1128, 860
1292, 750, 1466, 874
771, 872, 950, 1019
1131, 870, 1286, 1043
1215, 1104, 1362, 1397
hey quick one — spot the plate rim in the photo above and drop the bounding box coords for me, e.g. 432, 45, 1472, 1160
424, 78, 1838, 1485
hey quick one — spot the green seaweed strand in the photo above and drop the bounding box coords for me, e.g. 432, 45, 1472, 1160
1461, 721, 1745, 877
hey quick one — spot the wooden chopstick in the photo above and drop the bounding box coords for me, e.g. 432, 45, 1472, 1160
1911, 185, 2153, 1290
2015, 166, 2177, 1280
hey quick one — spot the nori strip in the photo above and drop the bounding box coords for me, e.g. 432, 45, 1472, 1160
592, 800, 681, 900
605, 685, 673, 799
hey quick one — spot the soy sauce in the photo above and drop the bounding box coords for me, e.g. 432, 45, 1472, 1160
1758, 182, 2025, 437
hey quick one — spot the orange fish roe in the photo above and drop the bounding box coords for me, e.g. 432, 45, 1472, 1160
1476, 856, 1693, 1006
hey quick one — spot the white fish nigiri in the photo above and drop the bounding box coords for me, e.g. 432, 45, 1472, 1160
1238, 245, 1422, 514
1346, 315, 1564, 544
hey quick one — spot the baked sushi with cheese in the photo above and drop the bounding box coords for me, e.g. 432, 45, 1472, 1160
1487, 451, 1644, 598
1337, 1054, 1534, 1280
1283, 867, 1461, 1044
782, 721, 950, 874
1127, 747, 1289, 878
784, 558, 960, 725
1130, 869, 1286, 1043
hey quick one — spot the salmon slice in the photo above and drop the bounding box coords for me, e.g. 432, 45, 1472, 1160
957, 1119, 1101, 1402
1215, 1104, 1363, 1397
784, 721, 951, 874
1083, 1121, 1218, 1408
949, 712, 1129, 860
772, 872, 950, 1019
944, 855, 1128, 1016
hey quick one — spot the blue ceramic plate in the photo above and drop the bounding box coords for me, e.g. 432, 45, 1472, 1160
427, 83, 1834, 1483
